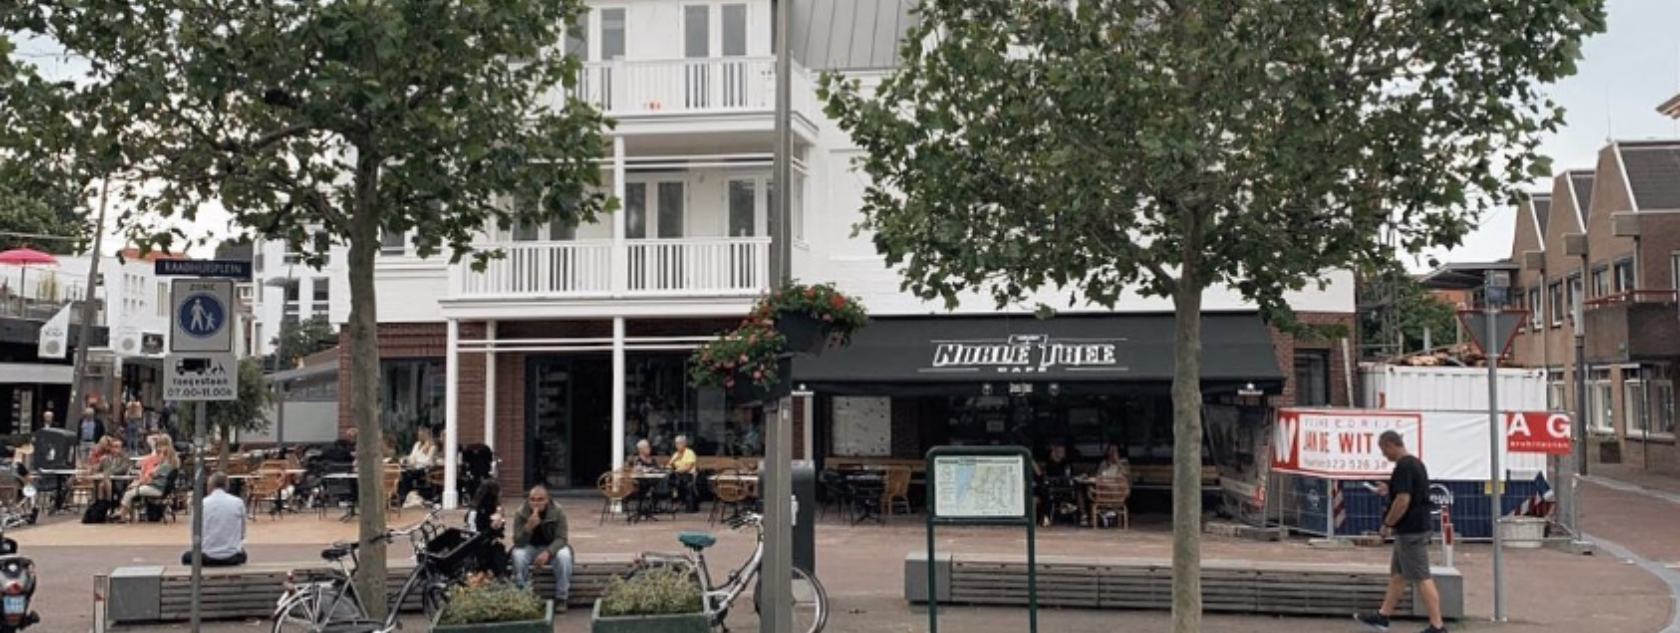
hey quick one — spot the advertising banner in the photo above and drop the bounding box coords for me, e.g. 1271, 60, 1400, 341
1272, 408, 1555, 481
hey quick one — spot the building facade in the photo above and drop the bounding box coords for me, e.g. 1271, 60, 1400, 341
242, 0, 1359, 505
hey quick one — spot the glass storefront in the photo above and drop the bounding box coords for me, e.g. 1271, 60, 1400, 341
381, 359, 445, 452
917, 394, 1187, 464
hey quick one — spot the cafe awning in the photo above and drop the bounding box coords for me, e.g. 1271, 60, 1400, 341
791, 312, 1285, 397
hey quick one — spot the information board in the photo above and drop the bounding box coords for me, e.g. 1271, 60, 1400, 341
163, 353, 239, 401
932, 454, 1028, 520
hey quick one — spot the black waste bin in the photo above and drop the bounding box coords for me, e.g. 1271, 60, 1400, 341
793, 460, 816, 574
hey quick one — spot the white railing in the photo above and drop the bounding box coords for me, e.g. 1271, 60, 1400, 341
552, 57, 779, 115
453, 238, 770, 300
627, 237, 770, 295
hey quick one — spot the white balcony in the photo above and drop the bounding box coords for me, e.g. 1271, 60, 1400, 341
452, 237, 770, 302
548, 57, 817, 119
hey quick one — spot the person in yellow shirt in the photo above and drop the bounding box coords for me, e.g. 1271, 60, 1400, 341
670, 435, 699, 512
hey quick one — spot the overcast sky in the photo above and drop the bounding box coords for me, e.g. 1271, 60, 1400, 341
12, 0, 1680, 263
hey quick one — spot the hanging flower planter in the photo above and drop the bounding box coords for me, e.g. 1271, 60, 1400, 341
690, 282, 867, 389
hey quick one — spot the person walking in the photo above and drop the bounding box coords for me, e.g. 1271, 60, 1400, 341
1356, 431, 1447, 633
510, 485, 573, 611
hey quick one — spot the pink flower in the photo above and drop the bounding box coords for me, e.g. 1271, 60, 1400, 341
739, 354, 749, 363
823, 314, 834, 322
753, 370, 763, 381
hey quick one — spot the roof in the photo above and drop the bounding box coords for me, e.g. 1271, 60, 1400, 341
1567, 171, 1595, 222
1419, 261, 1519, 292
791, 0, 915, 71
1531, 193, 1551, 237
117, 248, 188, 263
1617, 142, 1680, 211
1660, 93, 1680, 119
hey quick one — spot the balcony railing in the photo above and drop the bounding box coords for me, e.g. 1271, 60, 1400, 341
1585, 289, 1680, 309
453, 238, 770, 300
547, 57, 813, 117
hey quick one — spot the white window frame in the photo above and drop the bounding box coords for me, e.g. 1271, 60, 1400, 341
1626, 364, 1675, 440
311, 277, 330, 317
1549, 282, 1564, 328
1588, 367, 1615, 435
624, 175, 689, 240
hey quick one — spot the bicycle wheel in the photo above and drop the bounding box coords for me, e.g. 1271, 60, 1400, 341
271, 590, 321, 633
753, 566, 828, 633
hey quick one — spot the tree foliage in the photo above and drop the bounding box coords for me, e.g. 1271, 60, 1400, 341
272, 315, 337, 370
823, 1, 1603, 629
1363, 269, 1461, 355
0, 183, 84, 253
4, 0, 614, 613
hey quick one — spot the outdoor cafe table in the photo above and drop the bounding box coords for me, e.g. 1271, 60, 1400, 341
36, 469, 77, 514
322, 473, 358, 522
627, 471, 671, 523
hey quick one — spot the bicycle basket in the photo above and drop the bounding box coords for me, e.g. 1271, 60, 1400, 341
421, 527, 483, 577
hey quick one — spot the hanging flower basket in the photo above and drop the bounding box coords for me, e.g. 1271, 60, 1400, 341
690, 282, 867, 389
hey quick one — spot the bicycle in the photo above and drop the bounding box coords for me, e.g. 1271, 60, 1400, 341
271, 506, 470, 633
632, 512, 828, 633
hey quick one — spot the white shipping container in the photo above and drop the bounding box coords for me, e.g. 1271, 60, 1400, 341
1360, 364, 1548, 412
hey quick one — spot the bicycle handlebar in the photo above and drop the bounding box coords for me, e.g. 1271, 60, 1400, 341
328, 506, 445, 550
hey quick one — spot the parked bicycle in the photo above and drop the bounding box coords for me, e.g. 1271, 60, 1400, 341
271, 506, 486, 633
632, 512, 827, 633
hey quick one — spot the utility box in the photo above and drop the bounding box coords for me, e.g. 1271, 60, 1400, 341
792, 460, 817, 574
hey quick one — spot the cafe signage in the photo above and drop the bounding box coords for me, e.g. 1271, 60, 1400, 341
923, 334, 1126, 375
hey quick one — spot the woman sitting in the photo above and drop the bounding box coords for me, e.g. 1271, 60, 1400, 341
464, 480, 509, 578
397, 428, 440, 505
627, 439, 661, 472
120, 439, 179, 520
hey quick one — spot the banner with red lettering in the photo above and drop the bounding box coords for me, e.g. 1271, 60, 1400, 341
1272, 408, 1558, 480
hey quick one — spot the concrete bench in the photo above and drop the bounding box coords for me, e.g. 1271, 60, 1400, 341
905, 553, 1463, 620
98, 554, 636, 625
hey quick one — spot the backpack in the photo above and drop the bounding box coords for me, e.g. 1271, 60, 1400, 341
82, 499, 114, 524
145, 502, 166, 523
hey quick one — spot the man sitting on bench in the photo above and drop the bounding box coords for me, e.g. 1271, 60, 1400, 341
181, 473, 247, 567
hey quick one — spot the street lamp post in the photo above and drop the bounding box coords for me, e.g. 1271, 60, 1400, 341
1484, 270, 1509, 623
264, 266, 295, 455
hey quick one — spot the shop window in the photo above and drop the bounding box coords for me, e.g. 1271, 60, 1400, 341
380, 359, 446, 451
1293, 351, 1331, 406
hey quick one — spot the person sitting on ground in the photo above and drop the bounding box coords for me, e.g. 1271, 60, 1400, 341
182, 472, 247, 566
465, 479, 508, 577
397, 428, 440, 504
628, 439, 661, 472
121, 439, 179, 519
670, 435, 700, 513
511, 485, 573, 611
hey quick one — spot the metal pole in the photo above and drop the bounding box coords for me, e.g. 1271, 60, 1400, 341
189, 400, 207, 632
1576, 255, 1590, 479
760, 0, 794, 631
69, 178, 112, 414
1485, 301, 1506, 622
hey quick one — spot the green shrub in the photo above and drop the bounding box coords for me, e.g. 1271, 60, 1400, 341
599, 568, 704, 617
436, 581, 547, 626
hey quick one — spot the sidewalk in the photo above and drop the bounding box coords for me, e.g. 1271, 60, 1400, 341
19, 492, 1670, 633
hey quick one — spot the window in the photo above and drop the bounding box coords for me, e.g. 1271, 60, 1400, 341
728, 179, 758, 237
380, 359, 446, 451
657, 182, 685, 238
793, 172, 806, 243
283, 283, 300, 324
722, 4, 747, 56
1548, 282, 1564, 327
1591, 267, 1609, 298
1528, 287, 1542, 328
1547, 371, 1566, 410
380, 229, 406, 255
1568, 272, 1582, 324
564, 20, 588, 60
684, 6, 710, 58
312, 278, 330, 316
1293, 351, 1331, 406
1673, 253, 1680, 294
1626, 365, 1675, 438
254, 323, 263, 357
156, 282, 168, 318
600, 8, 626, 60
313, 231, 331, 256
625, 183, 647, 240
255, 252, 264, 273
1614, 259, 1636, 294
1589, 368, 1614, 434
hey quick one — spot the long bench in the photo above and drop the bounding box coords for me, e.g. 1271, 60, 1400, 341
905, 553, 1463, 620
98, 554, 635, 625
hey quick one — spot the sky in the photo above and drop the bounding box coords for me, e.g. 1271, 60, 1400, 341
9, 0, 1680, 262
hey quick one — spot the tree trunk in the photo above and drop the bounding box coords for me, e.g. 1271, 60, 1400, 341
348, 150, 389, 619
1170, 267, 1205, 633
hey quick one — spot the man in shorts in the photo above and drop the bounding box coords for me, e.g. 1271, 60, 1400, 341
1356, 430, 1447, 633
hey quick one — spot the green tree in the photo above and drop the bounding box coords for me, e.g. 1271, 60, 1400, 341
5, 0, 613, 612
822, 1, 1602, 629
178, 359, 273, 461
1363, 270, 1461, 356
272, 316, 338, 370
0, 182, 85, 253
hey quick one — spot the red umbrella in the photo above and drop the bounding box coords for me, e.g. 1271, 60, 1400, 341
0, 248, 58, 266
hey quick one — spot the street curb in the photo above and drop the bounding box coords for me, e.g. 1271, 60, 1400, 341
1582, 477, 1680, 633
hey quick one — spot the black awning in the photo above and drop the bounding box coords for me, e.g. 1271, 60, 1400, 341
791, 312, 1285, 397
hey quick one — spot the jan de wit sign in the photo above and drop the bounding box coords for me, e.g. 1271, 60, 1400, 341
164, 353, 238, 401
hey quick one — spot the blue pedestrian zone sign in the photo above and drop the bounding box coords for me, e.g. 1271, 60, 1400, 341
170, 279, 234, 353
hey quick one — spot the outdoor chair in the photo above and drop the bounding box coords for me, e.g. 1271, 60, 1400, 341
818, 469, 852, 523
710, 469, 752, 526
881, 466, 913, 518
596, 470, 637, 525
1089, 475, 1131, 530
246, 466, 289, 519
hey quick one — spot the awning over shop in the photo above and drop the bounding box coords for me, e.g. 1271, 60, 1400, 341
792, 312, 1285, 397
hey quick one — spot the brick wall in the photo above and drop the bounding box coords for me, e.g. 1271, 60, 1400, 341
1268, 312, 1358, 408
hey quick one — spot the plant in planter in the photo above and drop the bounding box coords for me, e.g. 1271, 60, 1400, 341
433, 580, 553, 633
591, 567, 709, 633
690, 281, 867, 388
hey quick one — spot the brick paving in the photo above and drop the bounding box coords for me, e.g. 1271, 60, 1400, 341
11, 484, 1677, 633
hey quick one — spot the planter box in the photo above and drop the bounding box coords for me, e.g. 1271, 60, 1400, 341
434, 599, 553, 633
590, 599, 711, 633
776, 311, 833, 356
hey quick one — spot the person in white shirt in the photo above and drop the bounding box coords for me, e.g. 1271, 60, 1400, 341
183, 473, 247, 566
397, 428, 441, 504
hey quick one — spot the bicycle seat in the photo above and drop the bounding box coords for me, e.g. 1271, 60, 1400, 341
677, 532, 717, 551
321, 547, 350, 561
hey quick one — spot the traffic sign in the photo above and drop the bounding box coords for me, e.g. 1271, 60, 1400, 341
155, 259, 253, 280
163, 353, 238, 401
171, 279, 234, 353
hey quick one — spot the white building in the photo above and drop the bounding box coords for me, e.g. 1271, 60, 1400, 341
244, 0, 1357, 506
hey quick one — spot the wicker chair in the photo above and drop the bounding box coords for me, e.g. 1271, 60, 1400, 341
382, 465, 404, 517
246, 467, 290, 519
881, 466, 913, 518
710, 469, 753, 526
597, 470, 638, 525
1089, 475, 1131, 530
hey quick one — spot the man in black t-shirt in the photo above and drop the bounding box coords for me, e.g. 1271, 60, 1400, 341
1356, 431, 1447, 633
